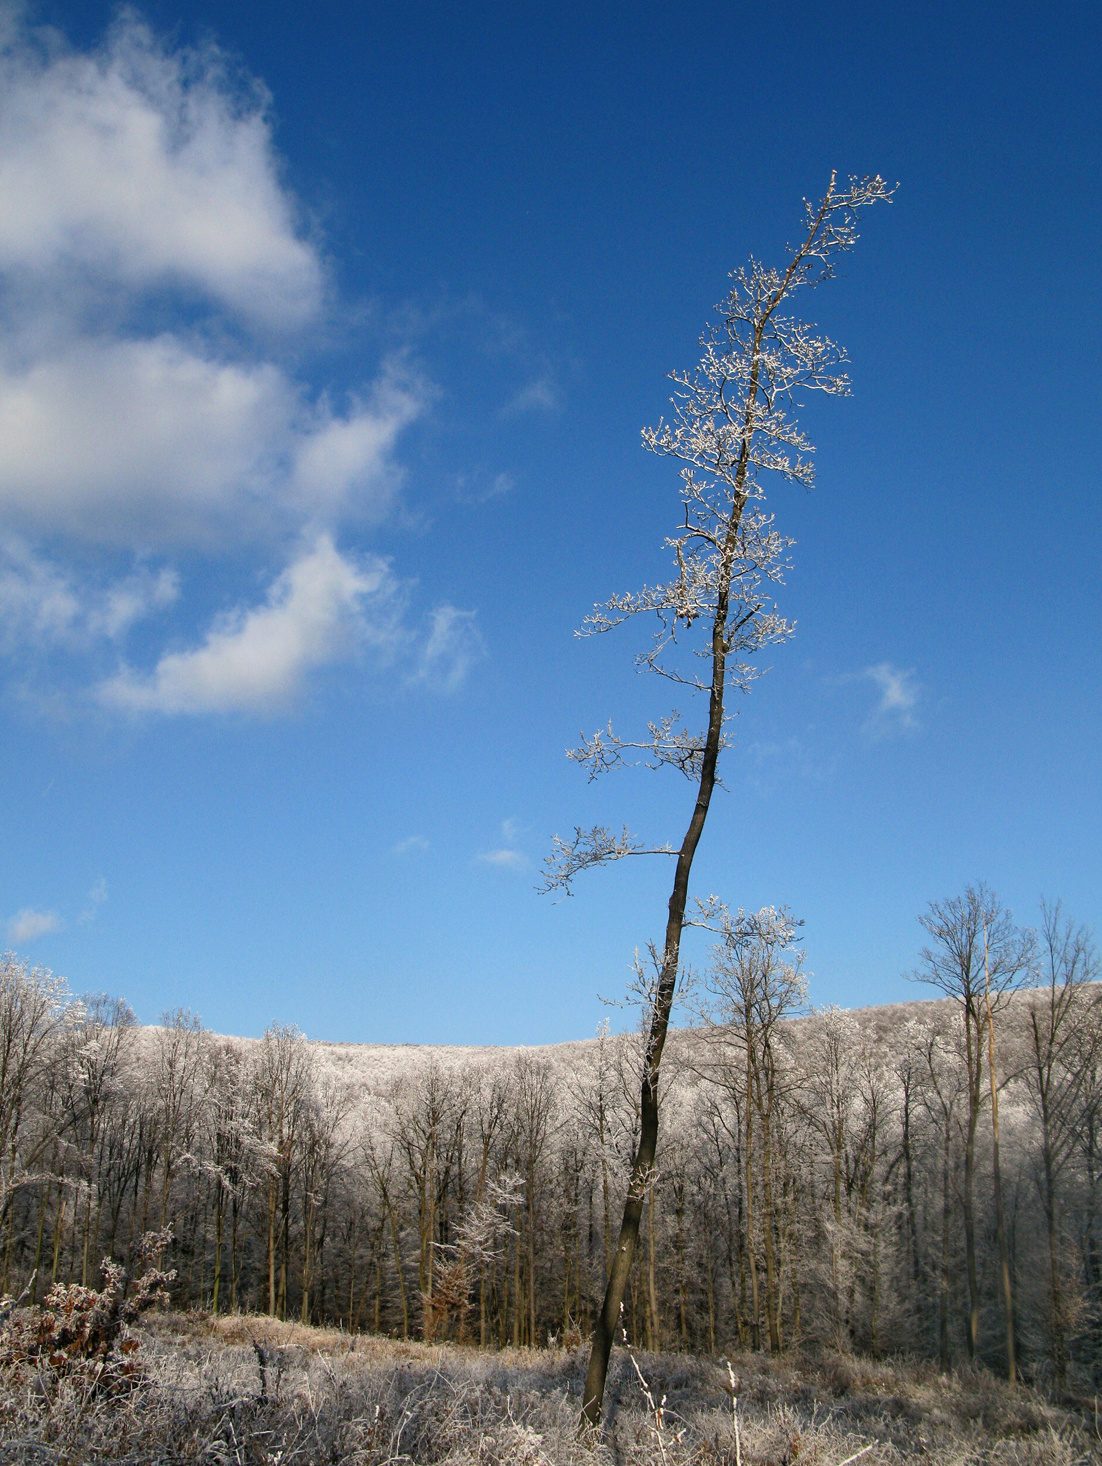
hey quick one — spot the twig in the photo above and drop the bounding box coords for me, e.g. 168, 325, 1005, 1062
725, 1360, 741, 1466
620, 1306, 668, 1465
836, 1445, 875, 1466
0, 1269, 36, 1324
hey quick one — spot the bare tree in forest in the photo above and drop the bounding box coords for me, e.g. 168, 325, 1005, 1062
542, 173, 893, 1424
1024, 900, 1100, 1384
0, 957, 64, 1284
201, 1040, 251, 1314
254, 1024, 310, 1317
918, 1020, 966, 1370
798, 1007, 866, 1348
913, 883, 1030, 1371
60, 994, 135, 1287
154, 1009, 208, 1233
700, 906, 806, 1352
299, 1078, 351, 1323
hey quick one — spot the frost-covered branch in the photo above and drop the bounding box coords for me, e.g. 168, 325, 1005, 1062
567, 715, 730, 783
539, 825, 675, 897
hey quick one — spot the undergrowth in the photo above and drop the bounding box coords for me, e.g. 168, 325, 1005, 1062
2, 1304, 1100, 1463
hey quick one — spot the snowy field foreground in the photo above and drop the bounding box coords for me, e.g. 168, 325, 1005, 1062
2, 1311, 1099, 1465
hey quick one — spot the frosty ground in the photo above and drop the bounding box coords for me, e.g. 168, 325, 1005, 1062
3, 1311, 1100, 1465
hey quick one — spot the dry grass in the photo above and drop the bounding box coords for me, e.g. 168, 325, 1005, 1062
2, 1310, 1100, 1464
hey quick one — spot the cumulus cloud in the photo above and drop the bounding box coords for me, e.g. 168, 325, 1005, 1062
0, 16, 321, 324
863, 662, 921, 739
0, 12, 469, 718
99, 536, 403, 714
0, 337, 421, 546
0, 19, 423, 549
415, 606, 486, 693
7, 908, 63, 943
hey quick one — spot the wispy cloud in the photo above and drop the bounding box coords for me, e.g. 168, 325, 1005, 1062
415, 606, 487, 694
0, 538, 178, 652
502, 374, 559, 416
453, 469, 514, 505
477, 817, 526, 869
477, 849, 527, 870
78, 877, 108, 923
394, 835, 429, 856
7, 908, 63, 943
862, 662, 921, 740
746, 734, 825, 791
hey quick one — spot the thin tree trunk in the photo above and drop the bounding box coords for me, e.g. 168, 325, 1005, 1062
212, 1184, 224, 1314
646, 1182, 659, 1350
267, 1176, 277, 1316
759, 1092, 781, 1353
31, 1178, 50, 1304
576, 178, 866, 1421
940, 1113, 951, 1371
985, 950, 1016, 1384
676, 1183, 687, 1347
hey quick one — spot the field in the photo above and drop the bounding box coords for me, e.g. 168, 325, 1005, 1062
3, 1311, 1101, 1465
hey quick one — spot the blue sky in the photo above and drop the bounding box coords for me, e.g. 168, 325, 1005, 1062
2, 0, 1098, 1043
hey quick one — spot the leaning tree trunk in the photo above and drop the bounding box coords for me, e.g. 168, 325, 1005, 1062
580, 493, 739, 1423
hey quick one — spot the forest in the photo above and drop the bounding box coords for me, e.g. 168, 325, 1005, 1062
1, 886, 1099, 1395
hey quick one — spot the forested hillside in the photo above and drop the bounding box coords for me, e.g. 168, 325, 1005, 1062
2, 906, 1100, 1389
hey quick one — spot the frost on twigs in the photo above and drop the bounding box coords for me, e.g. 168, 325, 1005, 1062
686, 896, 803, 947
579, 508, 795, 692
567, 715, 731, 784
539, 826, 674, 898
555, 174, 895, 882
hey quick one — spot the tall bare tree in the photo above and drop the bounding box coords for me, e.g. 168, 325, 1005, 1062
913, 883, 1030, 1366
543, 174, 893, 1424
1024, 900, 1100, 1384
0, 957, 65, 1291
701, 906, 806, 1352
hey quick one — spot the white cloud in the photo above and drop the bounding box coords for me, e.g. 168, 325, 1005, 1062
477, 849, 527, 870
98, 536, 402, 714
7, 907, 63, 943
394, 835, 429, 856
287, 364, 424, 523
0, 12, 454, 718
415, 606, 486, 693
0, 14, 423, 552
0, 16, 321, 325
863, 662, 921, 739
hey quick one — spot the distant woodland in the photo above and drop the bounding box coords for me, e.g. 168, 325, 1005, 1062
2, 896, 1100, 1388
